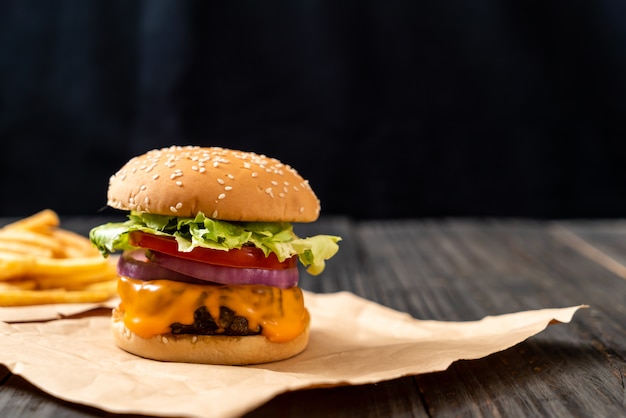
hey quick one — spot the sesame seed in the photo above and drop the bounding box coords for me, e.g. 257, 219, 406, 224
169, 206, 177, 213
265, 187, 274, 198
140, 185, 147, 191
176, 202, 183, 209
161, 336, 169, 344
271, 180, 278, 186
227, 174, 234, 179
176, 181, 183, 186
252, 172, 258, 178
218, 193, 226, 199
225, 186, 232, 191
217, 178, 225, 185
212, 210, 218, 218
152, 174, 159, 180
191, 336, 198, 343
199, 167, 206, 173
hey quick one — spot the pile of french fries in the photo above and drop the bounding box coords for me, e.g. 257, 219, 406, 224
0, 209, 118, 306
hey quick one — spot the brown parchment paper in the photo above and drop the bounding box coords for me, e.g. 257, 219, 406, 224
0, 298, 119, 322
0, 291, 585, 418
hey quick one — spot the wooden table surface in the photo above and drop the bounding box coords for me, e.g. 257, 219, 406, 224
1, 216, 625, 417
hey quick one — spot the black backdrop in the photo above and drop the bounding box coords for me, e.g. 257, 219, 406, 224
1, 1, 626, 219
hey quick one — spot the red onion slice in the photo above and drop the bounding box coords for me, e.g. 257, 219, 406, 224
147, 250, 299, 289
118, 250, 210, 284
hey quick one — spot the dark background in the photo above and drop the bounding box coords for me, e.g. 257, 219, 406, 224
1, 1, 626, 220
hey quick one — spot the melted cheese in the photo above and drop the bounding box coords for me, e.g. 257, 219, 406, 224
117, 276, 307, 342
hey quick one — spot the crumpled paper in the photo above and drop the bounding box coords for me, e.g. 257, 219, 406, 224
0, 291, 585, 418
0, 299, 118, 322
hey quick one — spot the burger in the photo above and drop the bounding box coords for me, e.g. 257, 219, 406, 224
89, 146, 340, 365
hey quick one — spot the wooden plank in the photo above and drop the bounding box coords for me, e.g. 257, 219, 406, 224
550, 220, 626, 281
244, 377, 429, 418
341, 219, 626, 417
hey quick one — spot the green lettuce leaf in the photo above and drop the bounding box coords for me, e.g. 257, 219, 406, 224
89, 211, 341, 276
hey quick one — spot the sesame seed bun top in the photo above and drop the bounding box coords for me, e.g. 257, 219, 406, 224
106, 146, 321, 222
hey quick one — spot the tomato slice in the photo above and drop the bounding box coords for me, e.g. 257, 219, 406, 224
128, 231, 296, 270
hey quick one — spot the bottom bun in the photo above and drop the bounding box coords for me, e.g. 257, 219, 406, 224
111, 308, 310, 365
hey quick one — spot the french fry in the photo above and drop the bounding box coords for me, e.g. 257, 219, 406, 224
51, 229, 101, 258
0, 240, 54, 258
0, 210, 118, 306
32, 258, 118, 290
81, 279, 118, 294
0, 229, 63, 257
28, 256, 111, 276
0, 288, 115, 306
0, 251, 35, 280
1, 209, 59, 233
0, 279, 38, 291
